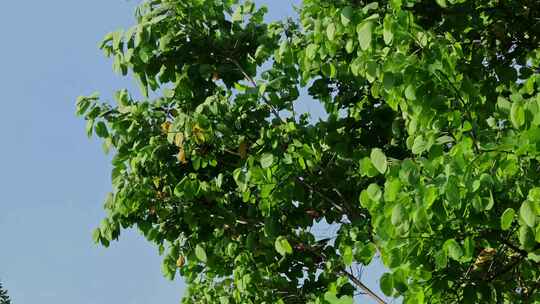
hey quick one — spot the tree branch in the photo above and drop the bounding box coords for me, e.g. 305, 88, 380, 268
488, 256, 523, 282
342, 269, 387, 304
499, 238, 528, 257
296, 177, 346, 214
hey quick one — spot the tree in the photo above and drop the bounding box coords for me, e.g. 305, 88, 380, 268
77, 0, 540, 303
0, 282, 11, 304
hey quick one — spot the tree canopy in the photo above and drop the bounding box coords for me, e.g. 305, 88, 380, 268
0, 282, 11, 304
77, 0, 540, 303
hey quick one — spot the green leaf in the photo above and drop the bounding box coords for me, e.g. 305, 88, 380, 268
112, 30, 123, 50
135, 74, 148, 97
341, 6, 353, 26
413, 208, 429, 230
260, 153, 274, 169
529, 251, 540, 263
463, 237, 475, 260
264, 217, 279, 238
219, 296, 230, 304
436, 0, 447, 7
370, 148, 388, 174
324, 292, 353, 304
519, 226, 536, 251
174, 178, 185, 197
434, 249, 447, 269
216, 173, 224, 189
386, 251, 402, 270
497, 96, 512, 113
423, 186, 438, 208
94, 121, 109, 138
366, 61, 378, 83
436, 135, 454, 145
384, 179, 401, 202
359, 190, 370, 209
321, 63, 337, 78
528, 187, 540, 203
380, 273, 394, 296
520, 201, 536, 227
383, 73, 395, 91
92, 228, 101, 244
275, 236, 293, 256
500, 208, 515, 230
445, 178, 460, 205
412, 136, 428, 154
510, 101, 526, 128
350, 58, 361, 76
390, 0, 402, 9
355, 242, 377, 265
342, 245, 353, 266
363, 3, 379, 13
138, 47, 151, 63
391, 204, 406, 225
195, 244, 208, 263
345, 39, 355, 54
383, 15, 394, 45
326, 22, 336, 41
260, 183, 275, 198
357, 21, 373, 51
360, 157, 380, 177
76, 97, 93, 116
444, 239, 463, 261
231, 6, 243, 22
471, 180, 481, 193
306, 44, 318, 59
405, 84, 416, 100
85, 119, 94, 138
367, 183, 382, 201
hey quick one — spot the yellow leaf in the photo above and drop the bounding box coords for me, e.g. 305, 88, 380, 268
152, 177, 161, 188
156, 191, 166, 200
238, 141, 248, 159
473, 248, 496, 270
192, 124, 205, 144
161, 121, 171, 134
174, 133, 184, 147
178, 148, 188, 164
176, 255, 185, 268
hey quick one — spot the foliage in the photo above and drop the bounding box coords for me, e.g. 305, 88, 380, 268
0, 282, 11, 304
77, 0, 540, 303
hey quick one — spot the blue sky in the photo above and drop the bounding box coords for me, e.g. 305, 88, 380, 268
0, 1, 387, 303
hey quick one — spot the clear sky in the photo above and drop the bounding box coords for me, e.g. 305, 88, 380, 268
0, 1, 388, 303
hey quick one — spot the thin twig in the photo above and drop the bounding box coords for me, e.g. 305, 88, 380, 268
437, 71, 480, 153
227, 58, 284, 122
296, 177, 345, 213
